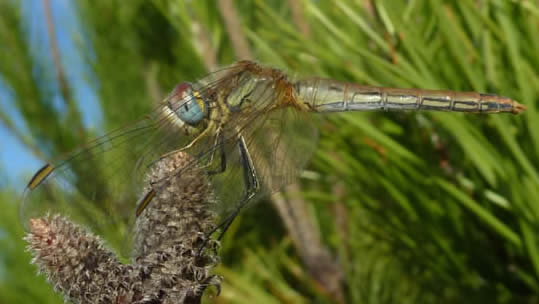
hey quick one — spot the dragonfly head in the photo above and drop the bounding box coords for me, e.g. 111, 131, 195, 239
167, 82, 207, 126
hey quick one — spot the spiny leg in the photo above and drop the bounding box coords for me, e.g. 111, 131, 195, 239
157, 126, 212, 161
198, 134, 260, 254
207, 131, 226, 175
216, 134, 259, 240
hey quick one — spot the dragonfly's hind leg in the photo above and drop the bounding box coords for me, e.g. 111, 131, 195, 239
217, 135, 259, 239
198, 134, 259, 254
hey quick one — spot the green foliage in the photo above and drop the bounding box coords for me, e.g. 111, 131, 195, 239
0, 0, 538, 303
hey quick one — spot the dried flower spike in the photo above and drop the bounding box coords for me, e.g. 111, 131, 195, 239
24, 151, 221, 304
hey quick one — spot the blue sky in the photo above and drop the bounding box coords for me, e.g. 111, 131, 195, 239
0, 0, 100, 190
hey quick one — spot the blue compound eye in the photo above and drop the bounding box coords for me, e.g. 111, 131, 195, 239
168, 83, 205, 126
177, 98, 203, 125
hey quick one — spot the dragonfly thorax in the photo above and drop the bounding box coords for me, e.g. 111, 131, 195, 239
224, 75, 273, 112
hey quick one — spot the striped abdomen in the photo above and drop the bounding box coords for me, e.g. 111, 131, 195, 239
296, 78, 525, 114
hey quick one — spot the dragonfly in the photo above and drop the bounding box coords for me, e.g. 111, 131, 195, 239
21, 60, 526, 243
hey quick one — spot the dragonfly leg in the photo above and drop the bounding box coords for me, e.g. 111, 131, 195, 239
207, 131, 226, 175
158, 127, 211, 161
178, 127, 210, 152
216, 134, 259, 239
198, 134, 259, 254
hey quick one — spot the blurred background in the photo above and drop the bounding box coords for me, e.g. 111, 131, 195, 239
0, 0, 538, 303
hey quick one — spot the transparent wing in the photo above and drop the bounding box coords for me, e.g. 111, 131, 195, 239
204, 83, 319, 219
158, 107, 319, 223
19, 65, 245, 250
20, 106, 187, 243
21, 60, 319, 254
134, 77, 319, 232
